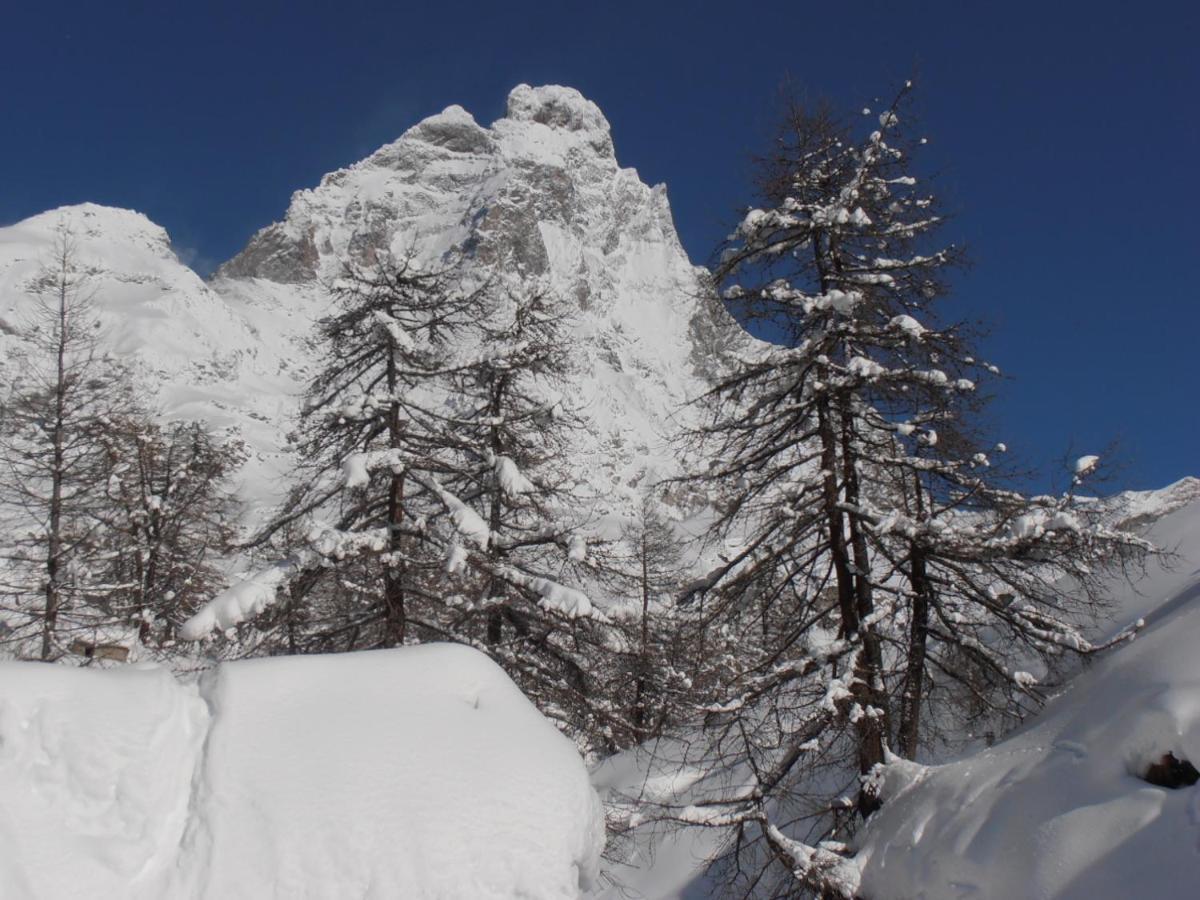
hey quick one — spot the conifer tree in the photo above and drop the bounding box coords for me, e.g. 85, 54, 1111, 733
433, 282, 615, 738
259, 254, 483, 650
659, 84, 1152, 898
97, 419, 244, 651
0, 230, 138, 660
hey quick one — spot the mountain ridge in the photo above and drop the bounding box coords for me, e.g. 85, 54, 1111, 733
0, 85, 747, 525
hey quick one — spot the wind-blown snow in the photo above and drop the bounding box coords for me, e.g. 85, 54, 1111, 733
0, 645, 604, 899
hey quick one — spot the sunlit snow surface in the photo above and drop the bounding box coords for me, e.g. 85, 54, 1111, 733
589, 480, 1200, 899
0, 645, 604, 899
854, 486, 1200, 899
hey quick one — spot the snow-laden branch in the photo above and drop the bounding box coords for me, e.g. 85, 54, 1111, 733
342, 448, 406, 489
179, 557, 303, 640
421, 476, 490, 549
498, 565, 605, 622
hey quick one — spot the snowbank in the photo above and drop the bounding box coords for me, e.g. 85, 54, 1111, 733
855, 496, 1200, 900
0, 645, 604, 899
586, 487, 1200, 900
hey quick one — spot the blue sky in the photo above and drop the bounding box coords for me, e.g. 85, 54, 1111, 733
3, 0, 1195, 491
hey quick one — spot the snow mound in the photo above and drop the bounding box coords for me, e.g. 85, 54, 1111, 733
856, 496, 1200, 900
0, 645, 604, 899
0, 664, 205, 899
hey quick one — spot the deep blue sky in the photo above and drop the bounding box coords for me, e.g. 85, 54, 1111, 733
3, 1, 1195, 491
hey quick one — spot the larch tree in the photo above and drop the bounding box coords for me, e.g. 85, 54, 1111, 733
96, 418, 245, 651
647, 84, 1153, 898
179, 265, 621, 749
434, 282, 617, 741
0, 230, 139, 660
255, 254, 485, 652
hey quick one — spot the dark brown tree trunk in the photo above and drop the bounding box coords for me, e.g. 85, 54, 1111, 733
484, 377, 506, 646
817, 395, 890, 817
384, 471, 406, 645
632, 530, 652, 739
898, 473, 931, 758
383, 353, 407, 646
838, 412, 889, 816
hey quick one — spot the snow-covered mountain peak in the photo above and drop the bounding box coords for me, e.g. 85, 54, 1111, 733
217, 84, 645, 283
1, 86, 746, 520
3, 203, 179, 271
209, 84, 745, 503
395, 103, 495, 156
500, 83, 615, 157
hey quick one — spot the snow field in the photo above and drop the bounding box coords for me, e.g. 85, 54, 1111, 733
0, 644, 604, 899
854, 495, 1200, 900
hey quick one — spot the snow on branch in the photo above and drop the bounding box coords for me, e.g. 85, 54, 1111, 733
1073, 454, 1101, 483
499, 565, 605, 621
764, 824, 862, 899
422, 476, 490, 549
342, 448, 406, 489
493, 454, 535, 497
179, 558, 301, 640
371, 309, 415, 352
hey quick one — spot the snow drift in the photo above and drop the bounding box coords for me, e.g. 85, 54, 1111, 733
854, 484, 1200, 900
0, 644, 604, 899
585, 481, 1200, 900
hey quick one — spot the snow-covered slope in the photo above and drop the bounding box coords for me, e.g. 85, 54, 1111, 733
0, 203, 314, 512
0, 644, 604, 899
217, 82, 742, 496
584, 479, 1200, 900
0, 84, 743, 520
854, 481, 1200, 900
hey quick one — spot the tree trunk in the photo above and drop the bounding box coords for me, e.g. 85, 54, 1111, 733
898, 473, 931, 758
484, 377, 507, 646
632, 529, 652, 739
383, 351, 407, 646
837, 410, 889, 815
384, 470, 407, 645
42, 272, 71, 661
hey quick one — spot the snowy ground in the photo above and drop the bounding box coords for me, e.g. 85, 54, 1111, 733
855, 490, 1200, 900
589, 482, 1200, 899
0, 644, 604, 899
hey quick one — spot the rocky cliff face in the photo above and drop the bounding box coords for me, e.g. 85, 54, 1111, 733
0, 85, 745, 517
